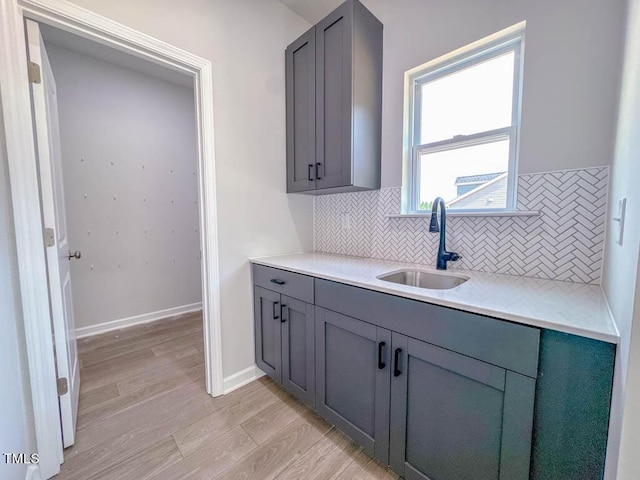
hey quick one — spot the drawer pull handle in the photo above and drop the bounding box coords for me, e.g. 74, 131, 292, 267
394, 348, 403, 377
378, 342, 386, 369
273, 301, 280, 320
270, 279, 286, 285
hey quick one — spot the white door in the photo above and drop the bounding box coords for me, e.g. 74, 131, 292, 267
26, 19, 80, 448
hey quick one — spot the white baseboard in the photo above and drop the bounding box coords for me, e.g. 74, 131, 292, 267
25, 465, 41, 480
223, 365, 265, 394
75, 302, 202, 338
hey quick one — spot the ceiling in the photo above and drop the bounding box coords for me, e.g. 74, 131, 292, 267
279, 0, 344, 24
39, 24, 194, 89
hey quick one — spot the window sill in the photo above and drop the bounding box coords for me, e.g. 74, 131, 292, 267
387, 211, 540, 219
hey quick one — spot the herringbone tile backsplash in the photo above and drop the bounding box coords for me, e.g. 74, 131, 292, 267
314, 167, 609, 284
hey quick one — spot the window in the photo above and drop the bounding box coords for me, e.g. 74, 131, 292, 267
407, 32, 524, 213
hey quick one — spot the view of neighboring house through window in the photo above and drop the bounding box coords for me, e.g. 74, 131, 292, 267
408, 30, 524, 212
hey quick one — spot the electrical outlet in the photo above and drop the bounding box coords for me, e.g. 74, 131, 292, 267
341, 212, 351, 230
613, 198, 626, 246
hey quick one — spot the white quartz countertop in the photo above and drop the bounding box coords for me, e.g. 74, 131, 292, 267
250, 252, 619, 344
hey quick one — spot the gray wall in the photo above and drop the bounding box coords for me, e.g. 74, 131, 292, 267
47, 45, 202, 331
358, 0, 627, 187
64, 0, 314, 377
0, 98, 37, 479
603, 0, 640, 477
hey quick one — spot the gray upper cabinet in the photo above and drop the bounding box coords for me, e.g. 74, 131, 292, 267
389, 333, 536, 480
315, 307, 391, 464
286, 0, 382, 194
286, 28, 316, 193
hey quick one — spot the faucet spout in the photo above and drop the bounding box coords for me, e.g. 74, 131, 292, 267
430, 197, 461, 270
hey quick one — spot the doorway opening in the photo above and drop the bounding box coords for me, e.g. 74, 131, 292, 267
0, 1, 223, 477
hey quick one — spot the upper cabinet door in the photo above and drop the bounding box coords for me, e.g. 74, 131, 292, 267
389, 334, 536, 480
286, 27, 316, 193
315, 307, 391, 464
315, 1, 354, 190
254, 286, 282, 383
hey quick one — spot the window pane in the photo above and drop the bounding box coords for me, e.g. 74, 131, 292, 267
417, 138, 510, 210
419, 51, 515, 144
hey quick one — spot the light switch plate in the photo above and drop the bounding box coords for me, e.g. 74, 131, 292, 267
614, 198, 626, 246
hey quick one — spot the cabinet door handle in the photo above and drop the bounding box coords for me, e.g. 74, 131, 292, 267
272, 301, 280, 320
280, 304, 287, 323
270, 279, 286, 285
394, 348, 403, 377
378, 342, 386, 369
308, 164, 314, 181
315, 162, 322, 180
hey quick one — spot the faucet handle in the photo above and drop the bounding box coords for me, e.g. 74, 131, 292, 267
449, 252, 461, 262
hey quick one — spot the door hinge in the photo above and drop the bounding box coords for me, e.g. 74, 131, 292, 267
57, 377, 68, 396
28, 61, 41, 84
44, 228, 55, 247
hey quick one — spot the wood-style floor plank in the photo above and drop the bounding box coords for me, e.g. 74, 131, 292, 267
214, 410, 332, 480
76, 363, 203, 430
77, 314, 202, 357
77, 383, 120, 414
334, 450, 399, 480
151, 426, 257, 480
60, 312, 397, 480
115, 352, 203, 396
241, 392, 307, 444
274, 427, 360, 480
88, 437, 182, 480
172, 382, 283, 457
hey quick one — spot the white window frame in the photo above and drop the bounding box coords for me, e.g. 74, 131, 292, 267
406, 31, 525, 214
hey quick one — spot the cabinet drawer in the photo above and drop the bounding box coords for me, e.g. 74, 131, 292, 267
316, 278, 539, 378
252, 264, 314, 304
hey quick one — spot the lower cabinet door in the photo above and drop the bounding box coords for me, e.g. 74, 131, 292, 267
390, 333, 536, 480
254, 286, 282, 383
281, 295, 315, 408
315, 307, 391, 464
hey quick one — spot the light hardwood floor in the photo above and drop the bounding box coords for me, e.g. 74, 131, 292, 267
57, 312, 398, 480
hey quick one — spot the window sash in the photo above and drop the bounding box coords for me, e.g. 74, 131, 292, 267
411, 127, 518, 213
408, 35, 523, 214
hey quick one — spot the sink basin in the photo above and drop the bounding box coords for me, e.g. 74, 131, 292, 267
377, 269, 469, 290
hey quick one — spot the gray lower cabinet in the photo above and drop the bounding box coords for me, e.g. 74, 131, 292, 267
315, 307, 391, 464
252, 266, 614, 480
389, 333, 536, 480
253, 286, 315, 408
281, 295, 315, 408
254, 286, 282, 383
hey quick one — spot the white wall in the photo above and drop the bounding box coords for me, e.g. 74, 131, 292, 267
358, 0, 627, 187
603, 0, 640, 477
47, 44, 202, 330
63, 0, 314, 377
0, 97, 37, 480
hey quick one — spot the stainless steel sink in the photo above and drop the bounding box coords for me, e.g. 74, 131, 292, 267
377, 269, 469, 290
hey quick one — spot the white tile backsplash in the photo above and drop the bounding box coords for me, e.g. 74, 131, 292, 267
314, 167, 609, 284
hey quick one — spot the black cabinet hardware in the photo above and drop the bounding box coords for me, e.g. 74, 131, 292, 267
315, 162, 322, 180
273, 301, 280, 320
270, 279, 286, 285
378, 342, 386, 369
394, 348, 402, 377
308, 164, 314, 181
281, 304, 287, 323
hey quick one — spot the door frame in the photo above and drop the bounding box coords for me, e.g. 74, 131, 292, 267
0, 0, 224, 478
